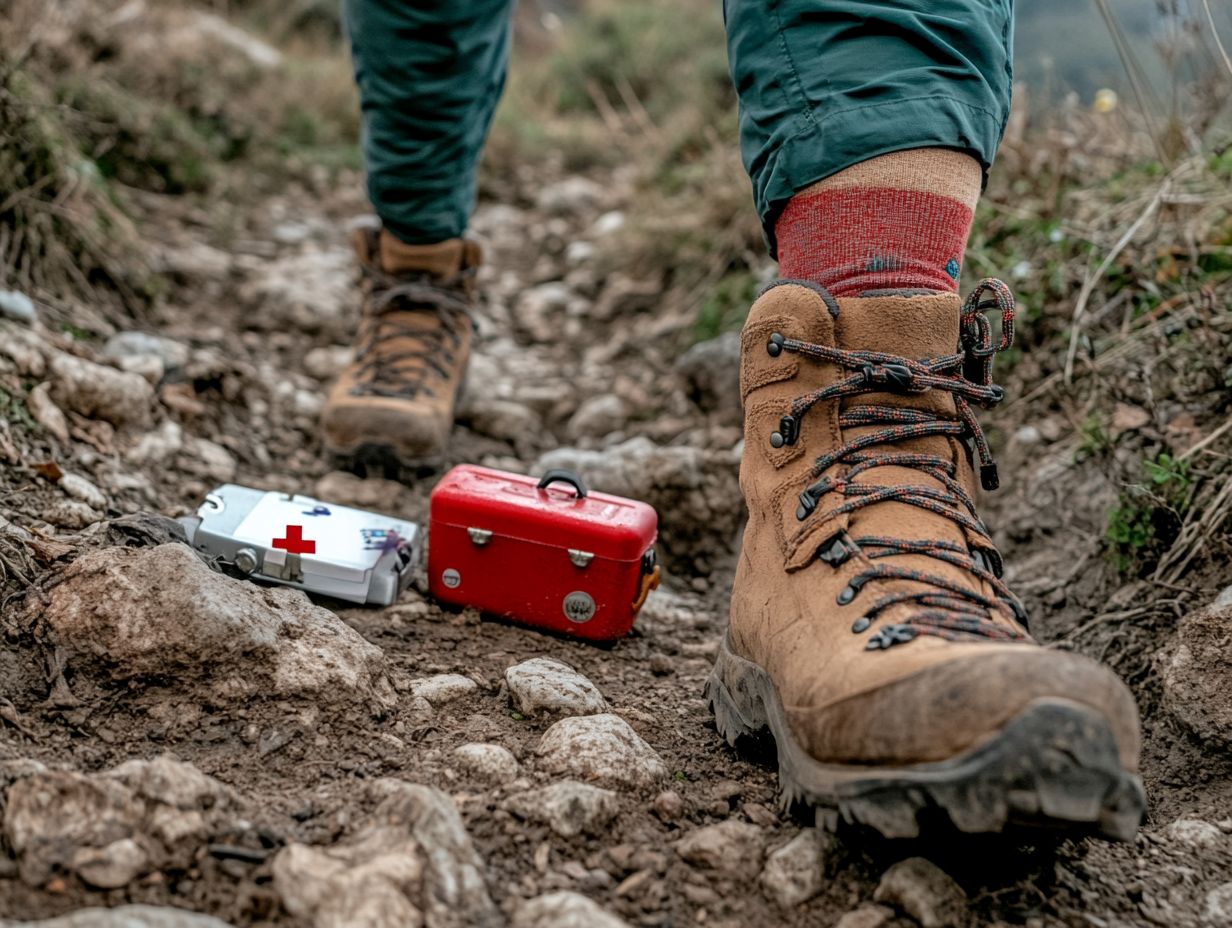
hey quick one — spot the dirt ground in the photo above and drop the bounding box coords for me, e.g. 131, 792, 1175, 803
2, 4, 1232, 928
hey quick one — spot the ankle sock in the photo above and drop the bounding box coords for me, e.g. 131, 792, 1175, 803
774, 150, 982, 297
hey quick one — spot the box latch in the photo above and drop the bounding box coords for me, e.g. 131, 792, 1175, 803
568, 549, 594, 568
468, 527, 493, 547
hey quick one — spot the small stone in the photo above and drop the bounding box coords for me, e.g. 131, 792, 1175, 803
1013, 425, 1042, 446
1164, 818, 1224, 848
71, 837, 148, 889
873, 857, 968, 928
42, 499, 102, 530
58, 474, 107, 511
675, 332, 742, 425
535, 177, 605, 216
303, 345, 352, 380
834, 904, 898, 928
0, 289, 36, 324
1, 905, 236, 927
314, 471, 404, 508
453, 743, 520, 785
411, 673, 478, 706
127, 421, 183, 465
1163, 604, 1232, 747
652, 790, 683, 822
1205, 883, 1232, 924
512, 890, 630, 928
566, 395, 626, 440
564, 241, 596, 267
1215, 586, 1232, 608
26, 383, 70, 444
49, 353, 154, 427
178, 437, 236, 483
675, 819, 765, 878
461, 398, 543, 445
103, 332, 190, 371
504, 781, 619, 837
117, 354, 165, 384
590, 211, 625, 237
536, 714, 666, 789
505, 658, 608, 717
760, 828, 826, 907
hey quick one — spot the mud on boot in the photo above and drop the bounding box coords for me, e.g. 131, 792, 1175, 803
708, 279, 1146, 842
321, 225, 479, 470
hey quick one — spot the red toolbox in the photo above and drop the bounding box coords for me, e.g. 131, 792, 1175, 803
428, 465, 660, 641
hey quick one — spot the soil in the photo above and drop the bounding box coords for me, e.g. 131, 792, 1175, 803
2, 8, 1232, 928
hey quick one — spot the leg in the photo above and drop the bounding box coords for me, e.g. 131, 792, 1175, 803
344, 0, 514, 244
712, 0, 1145, 841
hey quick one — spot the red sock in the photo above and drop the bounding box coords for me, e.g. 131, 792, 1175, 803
775, 150, 982, 298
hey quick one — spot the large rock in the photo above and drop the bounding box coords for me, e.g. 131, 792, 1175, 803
49, 353, 155, 426
536, 714, 666, 789
0, 906, 236, 928
503, 781, 619, 837
453, 744, 520, 785
873, 858, 968, 928
3, 757, 240, 889
512, 891, 630, 928
675, 332, 742, 425
675, 819, 765, 879
504, 658, 608, 717
1162, 604, 1232, 747
760, 828, 827, 907
36, 544, 394, 708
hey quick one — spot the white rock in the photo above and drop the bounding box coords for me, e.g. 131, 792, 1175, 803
1215, 586, 1232, 608
512, 891, 630, 928
304, 346, 353, 380
26, 383, 69, 444
104, 332, 190, 370
564, 241, 596, 267
0, 290, 36, 324
453, 744, 520, 784
535, 437, 703, 501
411, 674, 479, 706
59, 473, 107, 511
0, 329, 47, 377
833, 905, 897, 928
505, 658, 607, 717
535, 177, 605, 216
536, 714, 666, 789
71, 837, 148, 889
127, 421, 184, 464
49, 353, 154, 426
240, 248, 353, 335
461, 398, 543, 445
188, 10, 282, 68
118, 354, 165, 384
504, 781, 619, 838
36, 543, 394, 708
1164, 818, 1224, 848
178, 437, 236, 482
1163, 605, 1232, 748
590, 211, 626, 237
1, 906, 236, 927
42, 498, 102, 530
106, 755, 237, 811
873, 857, 968, 928
565, 395, 626, 440
760, 829, 826, 907
1205, 883, 1232, 925
675, 819, 765, 878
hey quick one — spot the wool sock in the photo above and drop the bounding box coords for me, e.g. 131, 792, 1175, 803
775, 149, 982, 297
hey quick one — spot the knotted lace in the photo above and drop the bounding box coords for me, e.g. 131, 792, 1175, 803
351, 265, 475, 399
766, 279, 1029, 651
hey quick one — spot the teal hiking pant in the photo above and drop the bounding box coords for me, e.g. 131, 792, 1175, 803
344, 0, 1014, 256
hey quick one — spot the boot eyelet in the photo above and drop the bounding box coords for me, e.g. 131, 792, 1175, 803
767, 332, 785, 357
771, 415, 799, 449
851, 615, 871, 633
836, 584, 857, 606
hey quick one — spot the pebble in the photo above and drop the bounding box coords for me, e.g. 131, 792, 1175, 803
1163, 604, 1232, 748
42, 498, 102, 530
25, 383, 70, 444
127, 421, 184, 465
652, 790, 684, 822
313, 471, 404, 508
1164, 818, 1225, 848
0, 289, 36, 324
566, 395, 627, 440
71, 838, 148, 889
505, 658, 608, 717
453, 743, 520, 785
37, 543, 394, 707
535, 177, 605, 216
303, 345, 352, 380
675, 332, 742, 425
590, 211, 626, 237
411, 674, 479, 706
564, 241, 596, 267
461, 398, 543, 445
59, 473, 107, 511
536, 714, 666, 789
833, 904, 898, 928
178, 437, 236, 483
2, 907, 236, 928
103, 332, 190, 370
1205, 883, 1232, 925
512, 891, 631, 928
873, 858, 968, 928
675, 819, 765, 878
760, 828, 827, 907
49, 353, 154, 426
504, 781, 619, 838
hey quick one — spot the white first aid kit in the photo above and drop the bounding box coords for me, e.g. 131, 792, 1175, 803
179, 484, 421, 605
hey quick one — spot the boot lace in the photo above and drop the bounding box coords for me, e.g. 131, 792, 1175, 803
765, 279, 1029, 651
351, 265, 475, 399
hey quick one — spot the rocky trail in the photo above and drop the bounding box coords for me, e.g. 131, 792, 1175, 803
4, 4, 1232, 927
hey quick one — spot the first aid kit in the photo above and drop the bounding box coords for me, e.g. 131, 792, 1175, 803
179, 484, 421, 605
428, 465, 660, 641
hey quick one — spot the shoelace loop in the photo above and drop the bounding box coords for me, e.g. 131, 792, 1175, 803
766, 279, 1028, 650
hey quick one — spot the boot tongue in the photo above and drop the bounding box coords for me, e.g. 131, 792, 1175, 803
378, 231, 480, 279
834, 291, 959, 359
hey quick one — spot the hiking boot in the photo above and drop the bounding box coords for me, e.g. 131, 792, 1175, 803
322, 227, 480, 469
706, 279, 1145, 840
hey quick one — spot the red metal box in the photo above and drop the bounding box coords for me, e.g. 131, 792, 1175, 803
428, 465, 660, 642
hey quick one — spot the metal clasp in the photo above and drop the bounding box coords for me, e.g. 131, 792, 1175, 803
467, 527, 493, 546
568, 549, 594, 568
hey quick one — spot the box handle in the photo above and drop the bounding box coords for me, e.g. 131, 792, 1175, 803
537, 469, 589, 499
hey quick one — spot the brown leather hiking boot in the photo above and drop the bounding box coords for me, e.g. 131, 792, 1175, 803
706, 279, 1145, 840
321, 227, 480, 468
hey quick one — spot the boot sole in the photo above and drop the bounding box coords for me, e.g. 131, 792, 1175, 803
704, 633, 1146, 841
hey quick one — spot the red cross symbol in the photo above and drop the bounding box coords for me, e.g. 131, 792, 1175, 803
273, 525, 316, 555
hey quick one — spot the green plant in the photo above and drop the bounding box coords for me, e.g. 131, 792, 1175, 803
1105, 452, 1194, 574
